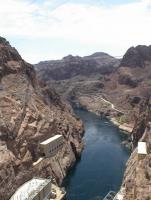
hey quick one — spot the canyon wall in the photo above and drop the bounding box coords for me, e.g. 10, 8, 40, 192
0, 37, 84, 200
122, 98, 151, 199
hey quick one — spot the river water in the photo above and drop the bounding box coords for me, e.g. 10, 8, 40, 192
63, 109, 130, 200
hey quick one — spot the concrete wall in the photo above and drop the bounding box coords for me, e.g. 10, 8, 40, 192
32, 181, 51, 200
138, 153, 146, 160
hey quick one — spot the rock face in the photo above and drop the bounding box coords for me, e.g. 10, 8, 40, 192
121, 45, 151, 68
117, 45, 151, 90
114, 45, 151, 114
121, 98, 151, 200
95, 45, 151, 126
0, 37, 84, 200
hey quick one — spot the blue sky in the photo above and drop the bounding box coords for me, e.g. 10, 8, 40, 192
1, 0, 151, 63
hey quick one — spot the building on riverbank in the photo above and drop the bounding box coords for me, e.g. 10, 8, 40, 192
40, 135, 64, 157
138, 142, 147, 160
9, 177, 66, 200
10, 177, 51, 200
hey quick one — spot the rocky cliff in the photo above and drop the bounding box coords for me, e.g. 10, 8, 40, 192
0, 37, 84, 200
87, 46, 151, 199
121, 98, 151, 200
121, 45, 151, 68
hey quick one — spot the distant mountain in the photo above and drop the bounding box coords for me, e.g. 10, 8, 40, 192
35, 52, 120, 81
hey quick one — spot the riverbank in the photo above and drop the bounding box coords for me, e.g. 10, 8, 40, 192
110, 117, 133, 133
75, 106, 133, 134
72, 95, 134, 134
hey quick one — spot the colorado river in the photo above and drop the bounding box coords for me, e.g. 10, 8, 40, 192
63, 109, 130, 200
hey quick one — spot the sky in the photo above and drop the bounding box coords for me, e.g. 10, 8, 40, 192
1, 0, 151, 63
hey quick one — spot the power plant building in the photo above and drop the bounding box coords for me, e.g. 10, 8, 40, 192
10, 178, 51, 200
40, 135, 64, 158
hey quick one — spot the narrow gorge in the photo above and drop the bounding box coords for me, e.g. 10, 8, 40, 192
0, 36, 151, 200
36, 45, 151, 199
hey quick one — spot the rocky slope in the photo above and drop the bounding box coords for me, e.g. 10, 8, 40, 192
121, 98, 151, 200
0, 37, 84, 200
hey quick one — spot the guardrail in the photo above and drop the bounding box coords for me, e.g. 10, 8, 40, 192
103, 191, 116, 200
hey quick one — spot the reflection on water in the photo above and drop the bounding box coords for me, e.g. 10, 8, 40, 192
63, 110, 130, 200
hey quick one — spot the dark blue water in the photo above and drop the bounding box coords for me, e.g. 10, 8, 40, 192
63, 109, 130, 200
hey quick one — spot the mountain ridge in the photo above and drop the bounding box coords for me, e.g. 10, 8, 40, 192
35, 52, 119, 81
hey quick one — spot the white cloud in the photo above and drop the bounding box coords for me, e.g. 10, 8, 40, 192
0, 0, 151, 62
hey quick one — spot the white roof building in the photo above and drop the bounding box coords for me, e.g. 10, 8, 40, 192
10, 178, 51, 200
40, 135, 62, 145
138, 142, 147, 155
